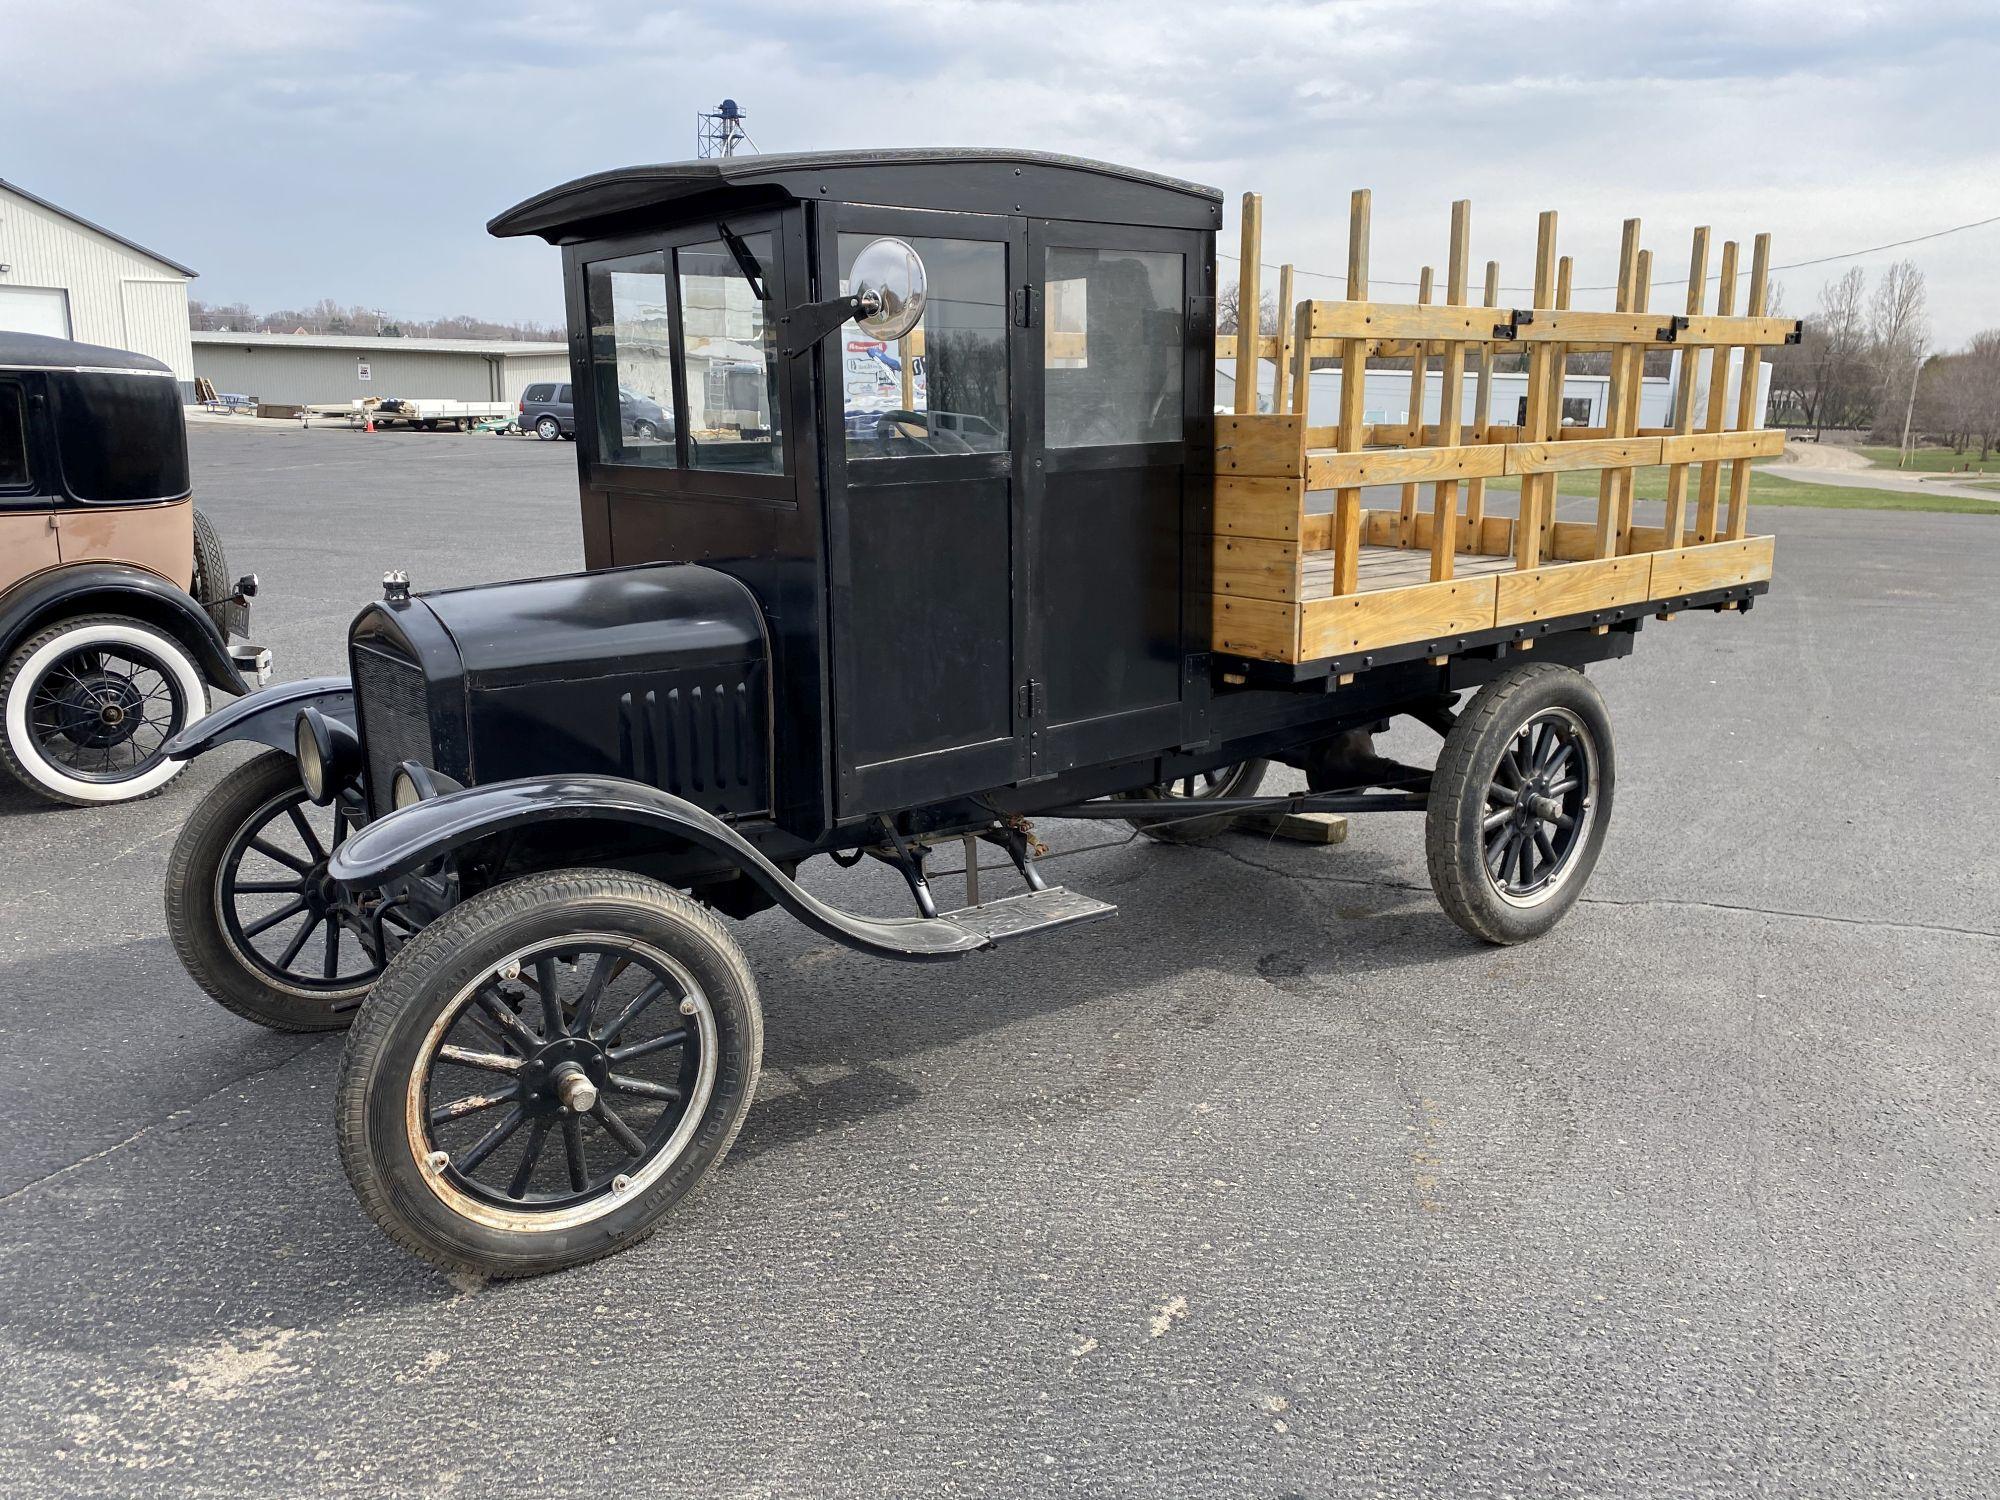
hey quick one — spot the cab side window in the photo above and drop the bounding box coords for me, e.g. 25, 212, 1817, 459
677, 235, 782, 474
583, 252, 678, 469
1044, 247, 1185, 448
0, 384, 27, 489
838, 234, 1008, 460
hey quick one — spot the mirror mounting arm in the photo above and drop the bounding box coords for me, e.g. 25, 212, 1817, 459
778, 291, 876, 358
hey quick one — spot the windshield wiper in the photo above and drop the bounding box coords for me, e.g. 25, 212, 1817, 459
717, 222, 767, 301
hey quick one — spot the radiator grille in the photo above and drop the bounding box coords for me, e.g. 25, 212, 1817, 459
351, 643, 432, 818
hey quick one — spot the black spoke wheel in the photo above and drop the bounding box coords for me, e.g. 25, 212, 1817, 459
1116, 758, 1268, 843
338, 870, 763, 1279
166, 750, 397, 1031
2, 614, 206, 805
1426, 662, 1614, 944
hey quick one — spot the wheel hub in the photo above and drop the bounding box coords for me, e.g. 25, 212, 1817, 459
520, 1035, 609, 1117
54, 670, 145, 749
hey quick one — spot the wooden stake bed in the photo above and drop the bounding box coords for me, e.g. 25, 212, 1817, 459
1210, 189, 1796, 667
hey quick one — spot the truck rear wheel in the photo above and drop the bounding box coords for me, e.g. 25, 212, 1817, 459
337, 870, 763, 1279
1425, 662, 1613, 944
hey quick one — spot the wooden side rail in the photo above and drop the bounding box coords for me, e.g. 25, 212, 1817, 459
1209, 185, 1788, 665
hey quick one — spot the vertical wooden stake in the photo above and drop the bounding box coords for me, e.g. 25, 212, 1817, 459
1593, 220, 1641, 558
1430, 200, 1470, 580
1272, 263, 1296, 414
1463, 258, 1500, 551
1290, 300, 1312, 422
1662, 226, 1711, 548
1233, 192, 1263, 415
1726, 233, 1772, 540
1332, 189, 1371, 596
1516, 211, 1559, 572
1398, 265, 1434, 546
1695, 239, 1739, 543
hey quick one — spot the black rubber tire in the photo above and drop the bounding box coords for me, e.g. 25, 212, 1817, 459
336, 869, 764, 1279
1117, 759, 1269, 844
1, 612, 205, 805
164, 749, 370, 1031
1425, 662, 1614, 945
190, 508, 247, 639
534, 416, 562, 441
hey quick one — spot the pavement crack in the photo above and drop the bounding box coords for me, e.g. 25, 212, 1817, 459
0, 1041, 329, 1205
1193, 841, 2000, 941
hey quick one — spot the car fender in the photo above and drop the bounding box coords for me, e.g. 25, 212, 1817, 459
327, 774, 993, 962
162, 675, 353, 760
0, 562, 249, 694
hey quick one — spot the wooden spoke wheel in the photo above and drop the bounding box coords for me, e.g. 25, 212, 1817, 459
1116, 758, 1268, 843
1425, 663, 1613, 944
337, 871, 762, 1279
165, 750, 401, 1031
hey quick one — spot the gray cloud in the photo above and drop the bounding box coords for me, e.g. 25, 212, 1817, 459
3, 0, 1994, 340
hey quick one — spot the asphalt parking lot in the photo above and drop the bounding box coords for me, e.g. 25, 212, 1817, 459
2, 422, 1994, 1498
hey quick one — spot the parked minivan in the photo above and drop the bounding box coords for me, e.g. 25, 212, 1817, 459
518, 382, 671, 443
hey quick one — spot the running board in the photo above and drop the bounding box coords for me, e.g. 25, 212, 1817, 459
940, 886, 1116, 943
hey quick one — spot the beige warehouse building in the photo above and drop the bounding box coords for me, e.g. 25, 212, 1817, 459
192, 331, 570, 407
0, 177, 197, 397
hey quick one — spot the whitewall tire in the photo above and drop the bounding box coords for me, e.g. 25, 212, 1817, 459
1, 615, 208, 805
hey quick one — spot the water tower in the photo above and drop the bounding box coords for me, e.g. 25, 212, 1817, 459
696, 99, 753, 159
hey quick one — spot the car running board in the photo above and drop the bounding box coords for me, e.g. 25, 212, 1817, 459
939, 886, 1116, 944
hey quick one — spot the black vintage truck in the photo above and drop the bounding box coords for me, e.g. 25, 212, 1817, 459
161, 149, 1782, 1276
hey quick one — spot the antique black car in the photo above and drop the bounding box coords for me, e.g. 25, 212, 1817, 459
162, 150, 1784, 1277
0, 332, 265, 804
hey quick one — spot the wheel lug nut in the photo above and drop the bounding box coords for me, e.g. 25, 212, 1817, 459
424, 1151, 449, 1172
497, 960, 521, 982
679, 996, 697, 1016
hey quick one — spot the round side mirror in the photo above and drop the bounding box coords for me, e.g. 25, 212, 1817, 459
851, 238, 927, 342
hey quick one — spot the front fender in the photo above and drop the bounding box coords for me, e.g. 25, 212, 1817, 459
328, 774, 992, 962
163, 675, 353, 761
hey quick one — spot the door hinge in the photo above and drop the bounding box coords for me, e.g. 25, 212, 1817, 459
1018, 679, 1043, 720
1013, 285, 1039, 329
1190, 294, 1215, 339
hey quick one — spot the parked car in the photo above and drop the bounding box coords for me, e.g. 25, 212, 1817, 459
0, 333, 267, 804
518, 382, 671, 443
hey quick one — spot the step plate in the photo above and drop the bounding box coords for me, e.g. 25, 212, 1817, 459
941, 886, 1116, 944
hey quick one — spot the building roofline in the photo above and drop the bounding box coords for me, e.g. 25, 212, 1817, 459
0, 177, 199, 279
191, 330, 567, 357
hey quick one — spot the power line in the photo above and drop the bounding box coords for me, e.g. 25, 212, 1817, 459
1219, 210, 2000, 295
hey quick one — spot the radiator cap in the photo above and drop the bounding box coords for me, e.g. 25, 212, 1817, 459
382, 569, 411, 604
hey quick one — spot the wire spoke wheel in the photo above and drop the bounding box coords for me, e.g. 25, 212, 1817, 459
3, 615, 206, 805
412, 937, 715, 1221
218, 782, 385, 995
1481, 707, 1597, 905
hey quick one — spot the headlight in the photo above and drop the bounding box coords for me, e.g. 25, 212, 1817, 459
295, 709, 327, 802
391, 760, 459, 810
294, 707, 359, 805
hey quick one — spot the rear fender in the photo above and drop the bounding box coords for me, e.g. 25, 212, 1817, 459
163, 675, 353, 761
0, 562, 248, 693
327, 774, 991, 962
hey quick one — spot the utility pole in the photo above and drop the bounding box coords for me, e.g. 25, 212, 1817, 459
1898, 343, 1925, 468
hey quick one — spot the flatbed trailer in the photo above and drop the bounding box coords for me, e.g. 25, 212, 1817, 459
299, 398, 514, 431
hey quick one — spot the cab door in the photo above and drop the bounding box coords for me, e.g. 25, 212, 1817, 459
1022, 221, 1208, 774
821, 207, 1032, 816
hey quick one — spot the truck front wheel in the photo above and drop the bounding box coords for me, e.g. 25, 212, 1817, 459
337, 870, 763, 1279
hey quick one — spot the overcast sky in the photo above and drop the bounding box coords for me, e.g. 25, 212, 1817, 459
5, 0, 1995, 345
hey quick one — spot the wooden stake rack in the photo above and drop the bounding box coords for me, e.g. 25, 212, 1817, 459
1211, 190, 1800, 667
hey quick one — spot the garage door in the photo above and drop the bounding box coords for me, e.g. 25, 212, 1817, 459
0, 286, 72, 339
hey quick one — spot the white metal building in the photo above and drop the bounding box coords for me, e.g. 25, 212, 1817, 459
191, 331, 571, 407
0, 177, 198, 397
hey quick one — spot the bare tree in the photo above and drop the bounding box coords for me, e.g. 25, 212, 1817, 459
1217, 283, 1278, 337
1865, 260, 1928, 440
